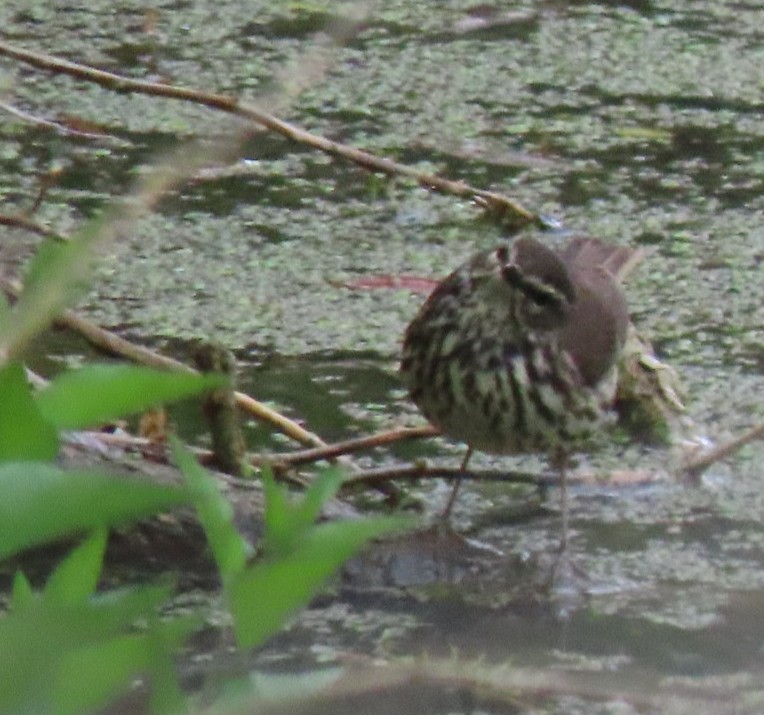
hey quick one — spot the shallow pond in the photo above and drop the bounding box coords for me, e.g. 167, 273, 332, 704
2, 0, 764, 712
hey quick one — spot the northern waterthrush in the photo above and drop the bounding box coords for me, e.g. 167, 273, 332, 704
400, 236, 640, 541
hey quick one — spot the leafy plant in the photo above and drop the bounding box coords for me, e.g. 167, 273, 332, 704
1, 442, 405, 713
177, 441, 408, 648
0, 230, 409, 713
3, 532, 196, 715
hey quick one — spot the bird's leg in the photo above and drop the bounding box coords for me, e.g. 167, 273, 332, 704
548, 446, 589, 617
441, 445, 473, 520
553, 447, 570, 552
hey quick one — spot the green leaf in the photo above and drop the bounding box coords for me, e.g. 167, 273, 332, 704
261, 467, 293, 553
0, 361, 58, 460
36, 364, 227, 430
145, 613, 196, 715
261, 467, 344, 557
11, 571, 34, 610
53, 635, 149, 715
0, 219, 103, 360
172, 437, 249, 583
229, 515, 409, 649
44, 529, 107, 604
229, 467, 412, 648
0, 463, 187, 559
0, 583, 172, 713
52, 614, 198, 715
293, 466, 344, 534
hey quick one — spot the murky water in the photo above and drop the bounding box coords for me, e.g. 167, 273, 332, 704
2, 0, 764, 712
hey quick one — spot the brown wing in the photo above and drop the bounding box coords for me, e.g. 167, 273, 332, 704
560, 235, 643, 283
558, 236, 638, 387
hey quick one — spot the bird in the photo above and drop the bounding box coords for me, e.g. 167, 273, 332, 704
400, 235, 640, 547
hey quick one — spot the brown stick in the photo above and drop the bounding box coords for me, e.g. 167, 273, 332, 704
0, 212, 60, 238
0, 98, 128, 143
340, 462, 666, 492
0, 274, 328, 449
234, 392, 327, 449
48, 300, 318, 448
340, 463, 550, 491
681, 421, 764, 479
0, 40, 541, 228
267, 425, 439, 469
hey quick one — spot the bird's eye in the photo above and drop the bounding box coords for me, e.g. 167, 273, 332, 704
502, 264, 565, 309
526, 281, 563, 308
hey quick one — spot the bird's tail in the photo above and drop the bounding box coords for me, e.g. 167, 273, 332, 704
561, 236, 643, 283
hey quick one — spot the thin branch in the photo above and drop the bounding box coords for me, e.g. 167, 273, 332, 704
340, 463, 665, 492
235, 392, 327, 449
0, 212, 60, 238
0, 98, 129, 144
681, 420, 764, 479
0, 274, 328, 449
0, 40, 542, 228
26, 169, 58, 217
266, 425, 439, 469
341, 463, 551, 491
64, 430, 311, 488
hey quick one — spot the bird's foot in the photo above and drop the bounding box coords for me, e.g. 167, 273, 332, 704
548, 541, 589, 619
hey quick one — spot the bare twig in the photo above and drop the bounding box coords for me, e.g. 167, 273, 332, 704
340, 463, 551, 491
0, 274, 328, 449
340, 463, 665, 492
26, 168, 59, 217
63, 429, 311, 488
0, 40, 541, 228
266, 425, 439, 469
235, 391, 327, 449
0, 212, 60, 238
286, 654, 741, 715
681, 420, 764, 479
70, 320, 327, 448
0, 98, 129, 144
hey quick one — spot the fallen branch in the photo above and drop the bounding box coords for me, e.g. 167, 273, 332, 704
0, 274, 327, 449
234, 391, 326, 450
265, 425, 439, 470
340, 463, 665, 492
0, 40, 542, 228
340, 463, 550, 491
0, 212, 60, 238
